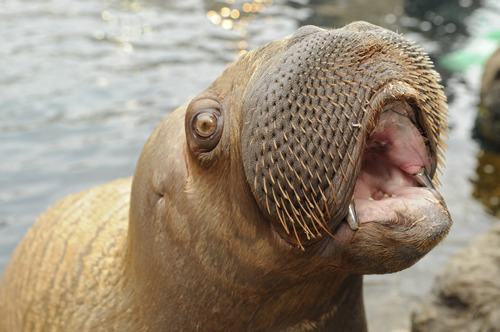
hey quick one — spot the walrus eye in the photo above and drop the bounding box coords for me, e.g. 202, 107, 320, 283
185, 95, 223, 160
193, 111, 218, 139
187, 105, 223, 154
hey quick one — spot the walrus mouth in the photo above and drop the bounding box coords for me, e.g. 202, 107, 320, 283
345, 101, 436, 231
324, 97, 452, 273
241, 23, 451, 261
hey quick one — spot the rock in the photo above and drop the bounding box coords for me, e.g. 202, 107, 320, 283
411, 222, 500, 332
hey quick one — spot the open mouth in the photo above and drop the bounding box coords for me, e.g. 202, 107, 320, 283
344, 100, 439, 231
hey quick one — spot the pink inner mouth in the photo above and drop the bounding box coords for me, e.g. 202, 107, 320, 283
325, 99, 451, 274
352, 104, 434, 224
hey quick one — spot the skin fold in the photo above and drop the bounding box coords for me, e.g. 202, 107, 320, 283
0, 22, 451, 331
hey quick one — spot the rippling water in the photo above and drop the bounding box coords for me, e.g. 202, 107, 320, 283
1, 0, 500, 330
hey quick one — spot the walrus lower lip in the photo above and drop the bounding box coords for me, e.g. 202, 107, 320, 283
353, 183, 441, 226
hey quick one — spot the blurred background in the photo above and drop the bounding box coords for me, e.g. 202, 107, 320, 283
1, 0, 500, 330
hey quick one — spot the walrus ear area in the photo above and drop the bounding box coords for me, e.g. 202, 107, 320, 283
185, 95, 224, 166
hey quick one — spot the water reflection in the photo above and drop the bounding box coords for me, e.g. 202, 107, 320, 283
206, 0, 273, 31
199, 0, 488, 77
206, 0, 275, 54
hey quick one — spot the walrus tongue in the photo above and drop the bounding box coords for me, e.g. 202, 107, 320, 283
349, 108, 437, 228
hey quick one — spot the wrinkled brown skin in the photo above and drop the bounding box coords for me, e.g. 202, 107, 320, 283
0, 22, 450, 331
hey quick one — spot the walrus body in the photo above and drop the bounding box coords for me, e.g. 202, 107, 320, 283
0, 22, 452, 331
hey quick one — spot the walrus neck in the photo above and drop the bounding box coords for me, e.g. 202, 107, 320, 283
127, 238, 366, 330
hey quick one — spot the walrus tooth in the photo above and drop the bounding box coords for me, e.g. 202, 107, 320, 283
413, 167, 436, 190
346, 200, 359, 231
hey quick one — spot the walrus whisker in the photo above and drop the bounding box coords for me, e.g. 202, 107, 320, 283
409, 215, 427, 229
327, 152, 338, 173
339, 165, 348, 182
315, 170, 323, 184
297, 209, 316, 239
265, 191, 271, 215
310, 195, 325, 220
269, 152, 275, 165
322, 160, 329, 173
346, 150, 355, 166
283, 175, 296, 192
325, 176, 339, 205
268, 168, 276, 185
322, 194, 332, 220
297, 203, 321, 238
317, 184, 328, 203
262, 176, 268, 195
271, 187, 281, 209
291, 188, 302, 204
281, 197, 304, 249
289, 201, 313, 237
301, 201, 321, 235
308, 179, 318, 197
278, 181, 313, 237
283, 160, 295, 181
275, 197, 290, 235
277, 180, 289, 201
293, 137, 310, 158
301, 192, 333, 238
310, 196, 333, 236
290, 220, 304, 251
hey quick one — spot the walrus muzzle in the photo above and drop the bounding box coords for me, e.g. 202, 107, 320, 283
239, 23, 451, 273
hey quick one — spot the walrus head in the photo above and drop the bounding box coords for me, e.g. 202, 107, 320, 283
136, 22, 451, 282
237, 23, 452, 274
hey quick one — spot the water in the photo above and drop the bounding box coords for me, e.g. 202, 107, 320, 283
1, 0, 499, 330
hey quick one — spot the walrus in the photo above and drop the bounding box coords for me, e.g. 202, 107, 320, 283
475, 46, 500, 149
0, 22, 452, 331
